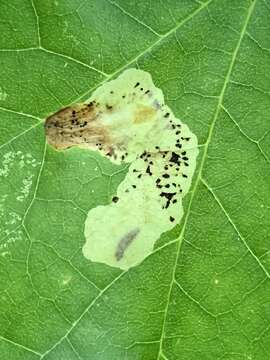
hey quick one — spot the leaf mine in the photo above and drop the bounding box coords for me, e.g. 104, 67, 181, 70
45, 68, 199, 270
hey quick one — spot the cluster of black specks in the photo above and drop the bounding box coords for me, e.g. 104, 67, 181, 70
157, 174, 182, 209
122, 143, 190, 219
134, 81, 146, 93
160, 192, 176, 209
132, 81, 154, 98
97, 78, 193, 225
95, 142, 103, 151
47, 119, 62, 129
69, 109, 89, 131
106, 80, 153, 107
104, 80, 162, 115
120, 152, 128, 161
143, 136, 191, 219
168, 150, 190, 178
80, 121, 88, 128
123, 150, 155, 193
139, 152, 154, 174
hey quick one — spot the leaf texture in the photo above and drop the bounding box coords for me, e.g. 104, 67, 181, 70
0, 0, 270, 359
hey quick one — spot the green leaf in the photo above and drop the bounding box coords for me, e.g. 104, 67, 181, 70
0, 0, 269, 359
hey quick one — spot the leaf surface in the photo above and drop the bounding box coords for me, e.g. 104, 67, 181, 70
0, 0, 270, 359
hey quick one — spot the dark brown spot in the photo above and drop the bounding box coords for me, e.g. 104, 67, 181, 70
169, 152, 180, 165
146, 165, 152, 176
160, 192, 176, 209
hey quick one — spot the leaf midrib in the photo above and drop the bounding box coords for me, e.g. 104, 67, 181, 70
157, 0, 259, 358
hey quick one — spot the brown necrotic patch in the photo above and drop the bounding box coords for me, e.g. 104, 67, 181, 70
44, 103, 111, 150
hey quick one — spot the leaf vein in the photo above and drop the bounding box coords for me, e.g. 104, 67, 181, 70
41, 240, 178, 357
156, 1, 258, 358
0, 334, 41, 357
40, 47, 109, 76
106, 0, 162, 37
71, 0, 214, 104
0, 121, 42, 151
201, 177, 270, 279
174, 279, 216, 317
222, 104, 270, 165
30, 0, 41, 47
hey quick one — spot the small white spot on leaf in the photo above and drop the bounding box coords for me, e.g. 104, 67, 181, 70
16, 174, 34, 202
0, 87, 7, 101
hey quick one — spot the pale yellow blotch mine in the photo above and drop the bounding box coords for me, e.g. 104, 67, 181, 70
45, 68, 199, 270
84, 69, 198, 270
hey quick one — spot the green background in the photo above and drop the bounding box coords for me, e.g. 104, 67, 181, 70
0, 0, 270, 359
